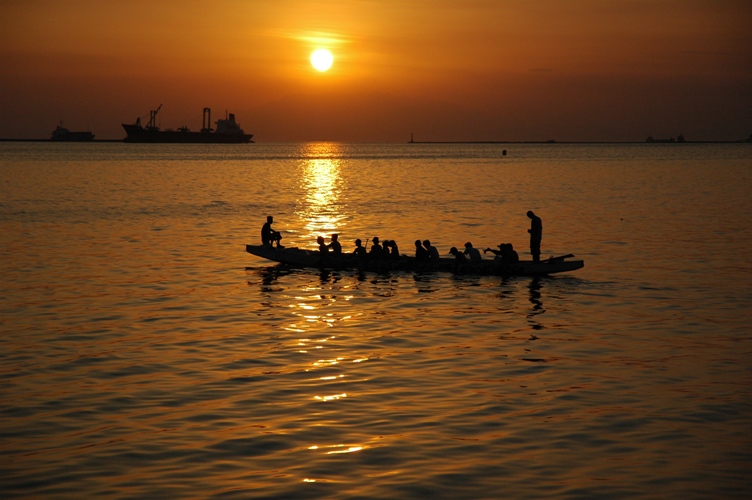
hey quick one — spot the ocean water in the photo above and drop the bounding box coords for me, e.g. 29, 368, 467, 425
1, 142, 751, 498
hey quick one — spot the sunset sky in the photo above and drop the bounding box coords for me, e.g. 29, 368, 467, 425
1, 0, 750, 142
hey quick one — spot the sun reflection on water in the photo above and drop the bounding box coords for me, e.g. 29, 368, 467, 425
314, 393, 347, 402
295, 143, 348, 244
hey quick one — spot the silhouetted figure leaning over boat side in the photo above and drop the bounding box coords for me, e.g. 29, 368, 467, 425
484, 245, 501, 256
485, 243, 520, 270
328, 233, 342, 255
484, 243, 520, 263
261, 216, 282, 248
353, 239, 367, 258
464, 242, 482, 264
527, 211, 542, 262
449, 246, 468, 272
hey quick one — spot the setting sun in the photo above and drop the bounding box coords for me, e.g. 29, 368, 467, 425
310, 49, 333, 72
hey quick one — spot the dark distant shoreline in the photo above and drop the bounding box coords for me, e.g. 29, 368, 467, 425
0, 138, 124, 143
1, 138, 749, 144
408, 140, 750, 144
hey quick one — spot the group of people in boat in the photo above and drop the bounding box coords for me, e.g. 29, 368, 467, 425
260, 210, 543, 269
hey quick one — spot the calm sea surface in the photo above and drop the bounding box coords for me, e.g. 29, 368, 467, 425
1, 142, 751, 498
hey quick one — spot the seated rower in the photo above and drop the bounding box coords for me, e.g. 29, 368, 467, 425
317, 236, 329, 253
423, 239, 440, 264
328, 234, 342, 255
463, 241, 482, 264
353, 239, 367, 258
369, 237, 383, 259
415, 240, 429, 261
387, 240, 401, 260
507, 243, 519, 263
317, 235, 329, 266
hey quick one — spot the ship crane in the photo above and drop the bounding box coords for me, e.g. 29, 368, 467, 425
145, 104, 162, 130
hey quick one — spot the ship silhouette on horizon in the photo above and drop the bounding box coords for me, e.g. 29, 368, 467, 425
51, 121, 94, 141
122, 105, 253, 143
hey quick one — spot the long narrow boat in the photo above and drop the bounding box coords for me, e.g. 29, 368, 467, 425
246, 244, 584, 277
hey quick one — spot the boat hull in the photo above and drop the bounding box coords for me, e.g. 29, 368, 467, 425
246, 244, 583, 276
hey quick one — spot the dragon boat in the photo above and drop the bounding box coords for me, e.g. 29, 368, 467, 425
246, 244, 583, 277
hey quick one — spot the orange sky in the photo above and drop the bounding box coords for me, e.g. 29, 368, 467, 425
1, 0, 750, 141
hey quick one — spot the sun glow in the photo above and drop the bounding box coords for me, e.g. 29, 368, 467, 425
310, 49, 333, 72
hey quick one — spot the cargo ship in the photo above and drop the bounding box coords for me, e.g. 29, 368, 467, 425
122, 105, 253, 143
51, 122, 94, 141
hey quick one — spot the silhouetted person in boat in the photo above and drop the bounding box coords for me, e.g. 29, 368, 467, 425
485, 243, 520, 262
317, 235, 329, 266
527, 211, 542, 262
328, 233, 342, 256
413, 240, 430, 271
369, 237, 383, 258
414, 240, 429, 261
383, 240, 398, 260
464, 242, 482, 264
261, 215, 282, 248
353, 239, 367, 258
387, 240, 400, 260
449, 246, 467, 272
507, 243, 519, 263
484, 244, 502, 256
485, 243, 520, 268
423, 239, 440, 263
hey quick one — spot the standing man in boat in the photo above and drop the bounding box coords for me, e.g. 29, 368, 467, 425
261, 216, 282, 248
527, 211, 543, 262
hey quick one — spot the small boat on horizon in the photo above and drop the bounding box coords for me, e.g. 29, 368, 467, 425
122, 105, 253, 143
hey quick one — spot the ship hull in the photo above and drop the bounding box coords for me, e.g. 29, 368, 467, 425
51, 132, 95, 142
122, 124, 253, 143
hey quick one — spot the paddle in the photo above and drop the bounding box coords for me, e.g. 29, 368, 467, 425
544, 254, 574, 262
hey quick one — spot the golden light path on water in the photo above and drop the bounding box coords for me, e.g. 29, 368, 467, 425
281, 195, 369, 469
295, 142, 348, 243
295, 296, 372, 469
